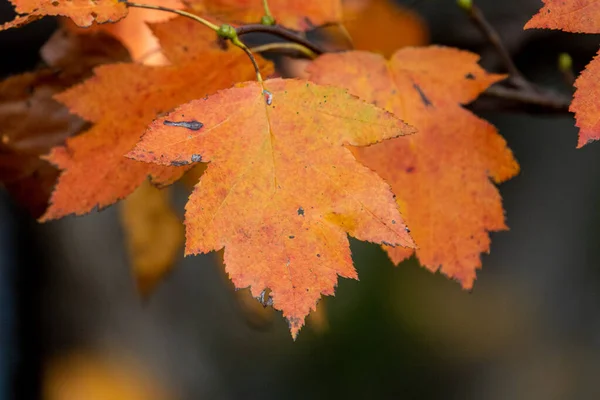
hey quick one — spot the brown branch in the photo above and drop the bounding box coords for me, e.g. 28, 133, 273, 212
460, 1, 572, 114
235, 24, 326, 56
473, 84, 571, 113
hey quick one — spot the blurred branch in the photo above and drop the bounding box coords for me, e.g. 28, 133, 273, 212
460, 1, 572, 114
471, 84, 570, 114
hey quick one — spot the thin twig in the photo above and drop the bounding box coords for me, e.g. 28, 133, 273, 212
236, 24, 326, 56
463, 3, 529, 88
232, 38, 264, 83
478, 84, 571, 113
250, 42, 318, 59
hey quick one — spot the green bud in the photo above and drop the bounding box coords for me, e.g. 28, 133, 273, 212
457, 0, 472, 11
558, 52, 573, 72
260, 15, 276, 26
217, 24, 237, 40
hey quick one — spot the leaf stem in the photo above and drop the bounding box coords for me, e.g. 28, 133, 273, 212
250, 42, 317, 59
233, 38, 264, 83
120, 1, 220, 31
262, 0, 273, 19
474, 84, 571, 113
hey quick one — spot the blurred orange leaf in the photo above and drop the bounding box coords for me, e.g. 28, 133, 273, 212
120, 180, 183, 296
308, 48, 519, 289
44, 352, 171, 400
127, 78, 415, 337
330, 0, 428, 56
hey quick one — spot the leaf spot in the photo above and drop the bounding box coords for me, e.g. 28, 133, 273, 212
263, 89, 273, 105
297, 207, 304, 216
412, 83, 433, 107
191, 154, 202, 162
163, 119, 204, 130
170, 160, 189, 166
465, 73, 475, 80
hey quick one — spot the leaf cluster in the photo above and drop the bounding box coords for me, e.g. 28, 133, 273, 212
0, 0, 596, 338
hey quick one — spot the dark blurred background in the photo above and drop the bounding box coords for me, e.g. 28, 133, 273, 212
1, 0, 600, 399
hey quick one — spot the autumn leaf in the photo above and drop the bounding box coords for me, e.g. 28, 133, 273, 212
1, 0, 128, 31
120, 180, 183, 296
128, 78, 415, 337
525, 0, 600, 147
185, 0, 343, 30
0, 28, 129, 217
326, 0, 428, 56
40, 18, 273, 221
308, 48, 519, 289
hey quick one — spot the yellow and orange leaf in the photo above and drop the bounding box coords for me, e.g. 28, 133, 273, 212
2, 0, 127, 31
308, 48, 519, 289
185, 0, 343, 30
128, 78, 415, 337
525, 0, 600, 147
41, 21, 273, 220
120, 180, 183, 296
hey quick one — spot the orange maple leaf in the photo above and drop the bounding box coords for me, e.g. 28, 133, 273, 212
308, 48, 519, 289
40, 17, 273, 220
127, 78, 416, 337
185, 0, 343, 30
525, 0, 600, 147
1, 0, 128, 30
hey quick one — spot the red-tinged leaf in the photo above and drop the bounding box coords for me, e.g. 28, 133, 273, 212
41, 50, 273, 221
308, 48, 519, 289
185, 0, 343, 30
0, 29, 128, 217
572, 50, 600, 147
525, 0, 600, 146
2, 0, 128, 31
127, 78, 415, 337
524, 0, 600, 33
